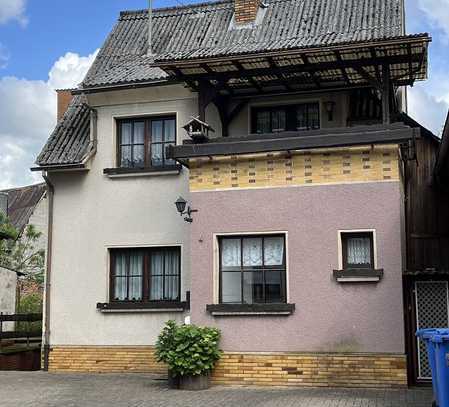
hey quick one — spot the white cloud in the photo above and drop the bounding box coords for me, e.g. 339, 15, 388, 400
416, 0, 449, 39
0, 50, 98, 189
408, 85, 449, 136
0, 43, 9, 69
48, 51, 99, 89
0, 0, 27, 26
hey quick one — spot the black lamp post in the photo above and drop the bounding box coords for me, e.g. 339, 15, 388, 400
175, 197, 197, 223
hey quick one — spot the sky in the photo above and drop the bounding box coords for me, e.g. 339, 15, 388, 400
0, 0, 448, 189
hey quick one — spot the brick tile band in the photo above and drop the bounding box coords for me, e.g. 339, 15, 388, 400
48, 347, 406, 388
189, 145, 399, 192
212, 352, 407, 388
48, 346, 165, 373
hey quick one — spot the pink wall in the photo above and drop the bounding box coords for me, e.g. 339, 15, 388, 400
189, 182, 405, 353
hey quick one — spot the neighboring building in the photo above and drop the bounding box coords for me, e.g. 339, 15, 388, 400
33, 0, 441, 387
402, 112, 449, 384
0, 184, 47, 320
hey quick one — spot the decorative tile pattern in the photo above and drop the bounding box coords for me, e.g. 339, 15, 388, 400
189, 145, 400, 192
48, 346, 165, 373
212, 352, 407, 388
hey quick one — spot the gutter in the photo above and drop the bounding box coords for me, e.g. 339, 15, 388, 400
42, 172, 54, 371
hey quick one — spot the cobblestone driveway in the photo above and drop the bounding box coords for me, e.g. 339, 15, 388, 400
1, 372, 432, 407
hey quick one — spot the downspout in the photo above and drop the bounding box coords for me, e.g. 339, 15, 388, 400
42, 172, 54, 371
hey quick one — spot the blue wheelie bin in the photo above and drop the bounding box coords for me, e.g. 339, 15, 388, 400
431, 331, 449, 407
417, 328, 440, 405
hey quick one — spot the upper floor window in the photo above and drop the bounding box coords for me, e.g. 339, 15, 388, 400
110, 247, 180, 302
251, 103, 320, 134
219, 235, 286, 304
117, 116, 176, 168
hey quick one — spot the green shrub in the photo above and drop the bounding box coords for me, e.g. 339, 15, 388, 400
16, 293, 43, 332
155, 320, 221, 377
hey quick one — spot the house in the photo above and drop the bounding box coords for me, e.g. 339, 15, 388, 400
401, 112, 449, 384
33, 0, 440, 387
0, 184, 47, 328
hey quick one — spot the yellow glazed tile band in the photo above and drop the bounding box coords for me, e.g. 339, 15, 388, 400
48, 347, 406, 388
189, 145, 400, 192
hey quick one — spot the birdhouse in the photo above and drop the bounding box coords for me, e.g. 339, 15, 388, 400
182, 117, 215, 143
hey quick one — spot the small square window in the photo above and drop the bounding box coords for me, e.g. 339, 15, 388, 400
341, 232, 374, 270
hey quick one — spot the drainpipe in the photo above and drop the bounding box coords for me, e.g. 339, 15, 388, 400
42, 172, 54, 371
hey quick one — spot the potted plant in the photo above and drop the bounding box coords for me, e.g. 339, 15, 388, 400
155, 320, 221, 390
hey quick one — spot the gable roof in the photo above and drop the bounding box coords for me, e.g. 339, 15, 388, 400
0, 183, 46, 233
81, 0, 412, 90
35, 95, 92, 168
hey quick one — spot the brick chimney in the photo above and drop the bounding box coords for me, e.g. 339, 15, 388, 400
56, 89, 73, 121
234, 0, 260, 24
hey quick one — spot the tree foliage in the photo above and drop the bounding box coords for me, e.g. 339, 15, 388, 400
0, 212, 45, 284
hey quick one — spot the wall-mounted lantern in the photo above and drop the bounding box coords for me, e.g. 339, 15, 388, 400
324, 101, 336, 121
175, 196, 198, 223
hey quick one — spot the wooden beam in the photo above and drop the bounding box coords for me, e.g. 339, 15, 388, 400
233, 61, 263, 92
197, 80, 218, 121
335, 51, 350, 85
267, 57, 293, 91
166, 53, 423, 84
354, 66, 382, 91
382, 65, 391, 125
301, 54, 321, 88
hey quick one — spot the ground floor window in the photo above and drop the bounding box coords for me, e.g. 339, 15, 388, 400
109, 247, 180, 302
218, 235, 286, 304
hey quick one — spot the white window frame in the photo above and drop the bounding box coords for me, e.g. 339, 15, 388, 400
212, 231, 289, 304
337, 229, 378, 270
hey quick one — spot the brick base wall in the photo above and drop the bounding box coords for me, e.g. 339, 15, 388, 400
48, 346, 165, 373
48, 347, 407, 388
212, 352, 407, 388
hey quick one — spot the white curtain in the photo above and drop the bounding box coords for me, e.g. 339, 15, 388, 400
264, 237, 284, 266
243, 238, 263, 266
114, 253, 127, 300
347, 237, 371, 265
150, 251, 164, 300
128, 252, 143, 300
164, 250, 179, 300
222, 239, 241, 267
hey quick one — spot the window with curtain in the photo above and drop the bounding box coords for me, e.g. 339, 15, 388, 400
341, 232, 375, 269
252, 103, 320, 134
117, 116, 176, 169
219, 235, 286, 304
110, 247, 180, 302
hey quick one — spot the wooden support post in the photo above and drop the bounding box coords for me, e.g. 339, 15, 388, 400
382, 64, 391, 125
197, 80, 217, 122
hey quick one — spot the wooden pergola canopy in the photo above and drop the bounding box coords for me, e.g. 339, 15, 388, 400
157, 36, 430, 96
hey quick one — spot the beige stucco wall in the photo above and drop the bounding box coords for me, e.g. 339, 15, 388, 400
48, 85, 195, 346
0, 267, 17, 331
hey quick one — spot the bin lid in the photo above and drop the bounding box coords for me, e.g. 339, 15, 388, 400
431, 332, 449, 343
416, 328, 440, 339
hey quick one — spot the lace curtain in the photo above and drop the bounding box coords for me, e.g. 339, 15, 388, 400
221, 237, 284, 267
347, 237, 371, 265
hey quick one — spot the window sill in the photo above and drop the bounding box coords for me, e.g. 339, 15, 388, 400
333, 269, 384, 283
103, 165, 182, 178
96, 301, 188, 313
206, 303, 295, 316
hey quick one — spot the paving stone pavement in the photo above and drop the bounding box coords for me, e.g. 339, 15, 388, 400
0, 372, 433, 407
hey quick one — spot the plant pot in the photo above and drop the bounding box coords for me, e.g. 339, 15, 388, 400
178, 373, 210, 390
167, 370, 180, 389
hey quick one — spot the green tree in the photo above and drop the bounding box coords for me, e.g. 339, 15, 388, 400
0, 212, 45, 284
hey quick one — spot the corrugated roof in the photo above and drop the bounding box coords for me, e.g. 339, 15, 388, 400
36, 95, 92, 167
82, 0, 408, 88
1, 183, 46, 233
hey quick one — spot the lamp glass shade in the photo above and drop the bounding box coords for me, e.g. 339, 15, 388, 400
175, 197, 187, 214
